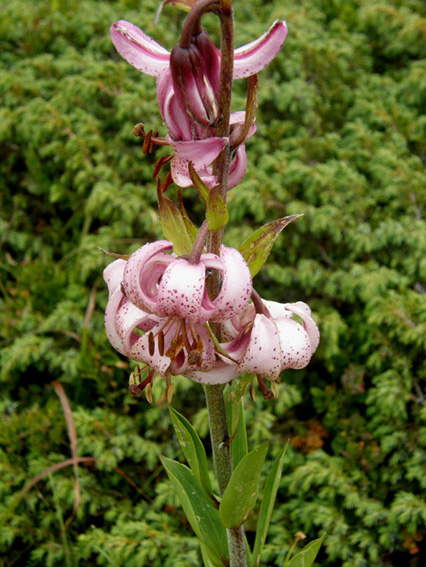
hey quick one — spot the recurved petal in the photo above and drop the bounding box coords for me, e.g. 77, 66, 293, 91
169, 137, 228, 169
184, 360, 240, 385
228, 145, 248, 189
275, 317, 312, 369
202, 246, 252, 322
238, 314, 283, 379
104, 289, 127, 356
115, 301, 160, 354
157, 70, 194, 140
169, 137, 227, 188
284, 301, 320, 353
157, 258, 205, 322
111, 20, 170, 77
123, 241, 174, 313
233, 20, 288, 79
103, 259, 126, 297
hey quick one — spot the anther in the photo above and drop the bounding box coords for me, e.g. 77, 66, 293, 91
148, 332, 155, 356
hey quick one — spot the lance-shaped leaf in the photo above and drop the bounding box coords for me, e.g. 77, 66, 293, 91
219, 441, 269, 529
157, 181, 195, 255
207, 185, 229, 232
252, 444, 288, 566
169, 406, 215, 499
239, 215, 302, 278
160, 457, 228, 566
189, 161, 210, 203
286, 534, 325, 567
177, 189, 199, 241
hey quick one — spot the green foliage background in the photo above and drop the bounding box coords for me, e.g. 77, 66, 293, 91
1, 0, 426, 565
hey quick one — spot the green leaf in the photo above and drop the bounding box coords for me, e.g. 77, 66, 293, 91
239, 215, 302, 277
169, 406, 214, 499
219, 441, 269, 529
286, 534, 325, 567
206, 185, 229, 231
157, 182, 195, 255
252, 444, 288, 566
160, 457, 228, 566
189, 161, 209, 203
177, 189, 199, 242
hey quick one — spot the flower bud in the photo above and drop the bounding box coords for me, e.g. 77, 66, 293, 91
170, 29, 220, 126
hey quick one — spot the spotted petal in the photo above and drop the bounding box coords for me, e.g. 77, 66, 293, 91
237, 315, 283, 379
123, 240, 174, 313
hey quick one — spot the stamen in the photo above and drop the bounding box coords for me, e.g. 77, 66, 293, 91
158, 330, 165, 356
257, 374, 274, 400
152, 154, 174, 178
129, 366, 155, 398
148, 332, 155, 356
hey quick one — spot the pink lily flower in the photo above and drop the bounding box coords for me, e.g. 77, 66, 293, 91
220, 299, 320, 380
122, 240, 252, 324
110, 19, 288, 187
104, 258, 217, 378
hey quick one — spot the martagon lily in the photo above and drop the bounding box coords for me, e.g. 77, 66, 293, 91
110, 19, 288, 188
103, 240, 253, 384
185, 296, 320, 387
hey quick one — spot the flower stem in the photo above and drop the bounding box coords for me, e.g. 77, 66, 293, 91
203, 3, 247, 565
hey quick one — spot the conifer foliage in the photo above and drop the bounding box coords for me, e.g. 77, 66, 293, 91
1, 0, 426, 565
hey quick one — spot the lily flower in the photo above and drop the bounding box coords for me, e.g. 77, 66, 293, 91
220, 298, 320, 380
104, 258, 217, 379
122, 240, 252, 324
110, 19, 288, 187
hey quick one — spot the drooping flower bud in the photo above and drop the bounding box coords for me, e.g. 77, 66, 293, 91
170, 28, 220, 126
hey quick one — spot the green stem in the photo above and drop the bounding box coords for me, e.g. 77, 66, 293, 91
203, 2, 247, 565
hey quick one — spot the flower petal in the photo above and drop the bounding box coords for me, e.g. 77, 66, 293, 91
103, 259, 126, 297
233, 20, 288, 79
104, 290, 127, 355
123, 241, 173, 313
275, 317, 312, 369
184, 360, 240, 385
111, 20, 170, 77
284, 301, 320, 353
228, 144, 248, 189
169, 136, 228, 168
157, 258, 205, 322
169, 137, 227, 188
115, 301, 160, 354
238, 314, 283, 379
157, 70, 195, 140
201, 246, 252, 322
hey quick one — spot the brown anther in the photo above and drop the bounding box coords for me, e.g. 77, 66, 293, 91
188, 349, 203, 366
133, 123, 146, 137
158, 330, 165, 356
142, 129, 153, 153
148, 332, 155, 356
166, 336, 184, 359
120, 282, 127, 297
129, 383, 144, 397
